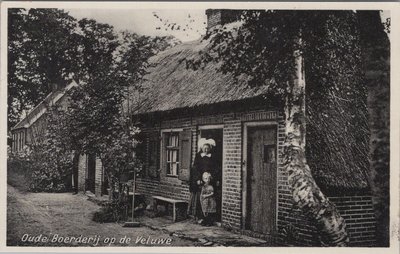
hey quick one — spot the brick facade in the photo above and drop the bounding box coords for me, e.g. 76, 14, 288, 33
331, 195, 376, 246
95, 157, 103, 197
77, 154, 104, 196
78, 154, 87, 192
134, 107, 377, 246
137, 109, 283, 231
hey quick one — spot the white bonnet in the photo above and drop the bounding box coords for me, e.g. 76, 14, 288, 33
198, 138, 216, 151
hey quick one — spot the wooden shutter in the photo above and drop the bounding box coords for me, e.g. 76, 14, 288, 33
178, 129, 192, 181
147, 131, 161, 180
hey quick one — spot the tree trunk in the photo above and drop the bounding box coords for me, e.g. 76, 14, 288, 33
357, 11, 390, 247
284, 39, 349, 246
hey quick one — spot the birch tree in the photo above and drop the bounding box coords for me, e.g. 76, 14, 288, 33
189, 10, 387, 246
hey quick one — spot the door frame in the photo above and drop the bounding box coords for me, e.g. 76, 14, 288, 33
197, 124, 224, 221
242, 121, 278, 231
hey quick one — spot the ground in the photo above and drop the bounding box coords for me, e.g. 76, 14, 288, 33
7, 184, 194, 247
7, 170, 268, 247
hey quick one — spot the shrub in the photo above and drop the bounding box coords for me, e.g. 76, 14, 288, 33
28, 142, 74, 193
92, 201, 128, 223
36, 107, 74, 192
7, 146, 33, 191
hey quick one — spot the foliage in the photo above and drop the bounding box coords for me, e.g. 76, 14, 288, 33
7, 9, 180, 131
189, 9, 388, 246
188, 10, 377, 246
28, 106, 74, 192
7, 106, 74, 192
7, 146, 33, 192
8, 9, 178, 195
92, 201, 128, 223
357, 11, 390, 247
64, 18, 163, 203
8, 8, 80, 130
65, 19, 143, 176
191, 11, 371, 187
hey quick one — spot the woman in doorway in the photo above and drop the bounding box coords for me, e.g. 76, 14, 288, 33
187, 138, 217, 223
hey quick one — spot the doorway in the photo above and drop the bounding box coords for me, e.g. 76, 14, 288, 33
244, 124, 277, 234
199, 126, 223, 222
86, 154, 96, 194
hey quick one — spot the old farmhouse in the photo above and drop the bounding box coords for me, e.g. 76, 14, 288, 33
77, 10, 376, 246
11, 9, 378, 247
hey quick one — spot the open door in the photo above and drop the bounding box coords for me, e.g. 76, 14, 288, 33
199, 128, 223, 222
246, 125, 277, 234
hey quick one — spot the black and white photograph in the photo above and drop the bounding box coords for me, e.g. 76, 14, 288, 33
2, 1, 397, 251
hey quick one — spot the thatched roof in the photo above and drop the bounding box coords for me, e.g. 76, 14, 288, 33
126, 39, 268, 115
126, 39, 370, 192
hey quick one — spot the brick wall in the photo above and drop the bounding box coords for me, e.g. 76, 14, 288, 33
135, 108, 376, 246
136, 178, 190, 201
275, 194, 376, 246
330, 195, 376, 246
78, 154, 87, 192
95, 157, 103, 197
137, 109, 282, 230
220, 114, 242, 229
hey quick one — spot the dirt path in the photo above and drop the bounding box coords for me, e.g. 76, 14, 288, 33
7, 185, 194, 247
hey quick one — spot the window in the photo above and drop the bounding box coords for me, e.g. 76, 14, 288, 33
165, 132, 180, 176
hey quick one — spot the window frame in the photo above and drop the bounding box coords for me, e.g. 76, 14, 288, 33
161, 128, 183, 177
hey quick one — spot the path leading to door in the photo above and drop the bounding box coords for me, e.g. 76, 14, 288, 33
7, 184, 194, 247
136, 216, 271, 247
7, 184, 270, 247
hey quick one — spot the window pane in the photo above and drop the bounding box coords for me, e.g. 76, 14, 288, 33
172, 150, 177, 163
172, 163, 177, 175
164, 132, 180, 176
168, 135, 173, 146
174, 135, 179, 147
167, 163, 171, 174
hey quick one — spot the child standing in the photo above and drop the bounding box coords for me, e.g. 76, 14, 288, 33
200, 171, 216, 226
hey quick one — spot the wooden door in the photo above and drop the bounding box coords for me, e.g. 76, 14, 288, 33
246, 125, 277, 234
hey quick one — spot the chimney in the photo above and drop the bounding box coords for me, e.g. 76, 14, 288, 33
205, 9, 242, 31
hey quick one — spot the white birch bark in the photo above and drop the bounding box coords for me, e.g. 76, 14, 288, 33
284, 40, 349, 246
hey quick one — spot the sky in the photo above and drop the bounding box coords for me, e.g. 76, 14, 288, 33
63, 8, 390, 43
64, 8, 208, 42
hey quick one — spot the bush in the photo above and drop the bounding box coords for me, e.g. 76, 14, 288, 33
92, 201, 128, 223
27, 141, 74, 193
26, 107, 75, 193
7, 146, 33, 192
7, 140, 74, 194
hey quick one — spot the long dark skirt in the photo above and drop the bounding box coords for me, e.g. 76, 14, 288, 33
188, 191, 204, 219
